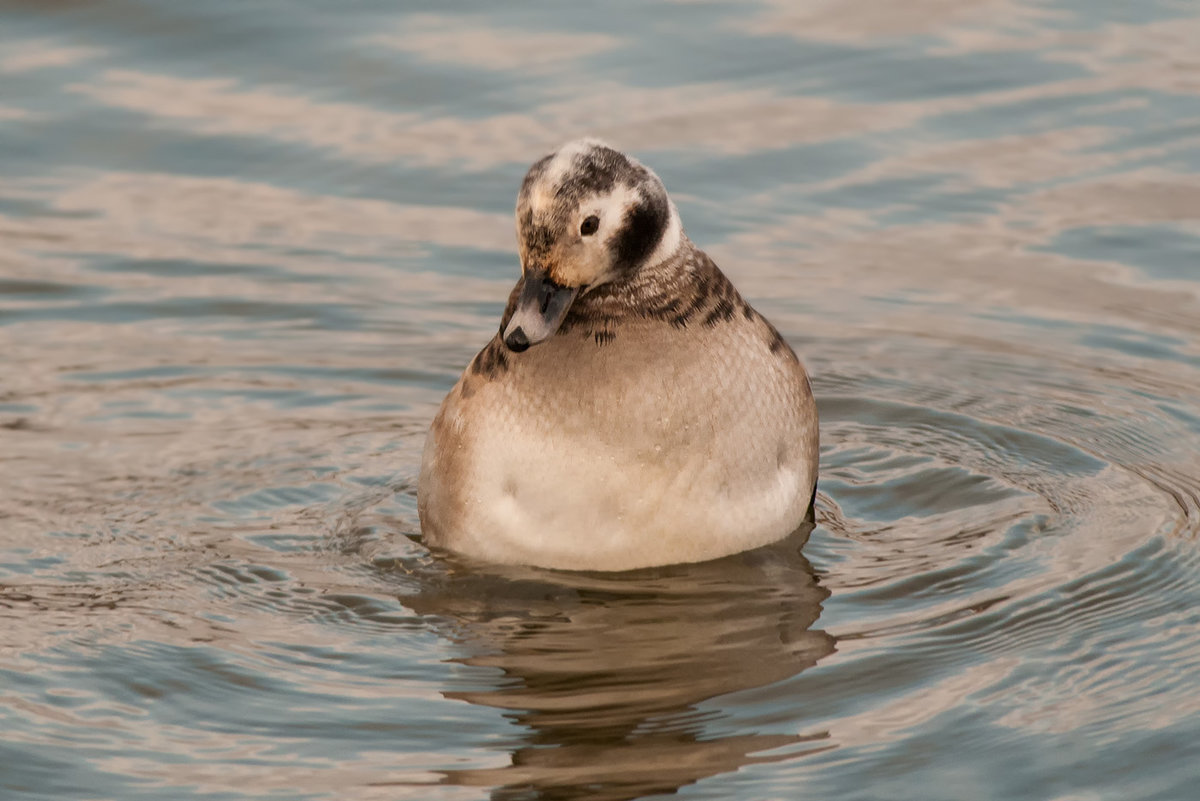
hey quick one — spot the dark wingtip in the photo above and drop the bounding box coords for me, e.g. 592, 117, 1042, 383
504, 327, 530, 352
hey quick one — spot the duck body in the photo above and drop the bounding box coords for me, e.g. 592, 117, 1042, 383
418, 141, 818, 571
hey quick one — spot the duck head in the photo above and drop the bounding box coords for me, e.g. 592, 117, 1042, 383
502, 139, 683, 352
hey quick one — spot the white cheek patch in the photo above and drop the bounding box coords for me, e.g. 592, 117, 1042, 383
592, 184, 642, 243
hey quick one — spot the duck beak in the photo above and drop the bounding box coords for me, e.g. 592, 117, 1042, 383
502, 270, 580, 352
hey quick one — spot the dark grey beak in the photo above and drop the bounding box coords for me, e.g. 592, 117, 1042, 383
502, 271, 580, 352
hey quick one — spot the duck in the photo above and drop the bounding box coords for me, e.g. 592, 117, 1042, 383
417, 139, 818, 571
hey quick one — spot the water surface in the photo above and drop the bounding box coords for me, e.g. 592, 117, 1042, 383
2, 1, 1200, 799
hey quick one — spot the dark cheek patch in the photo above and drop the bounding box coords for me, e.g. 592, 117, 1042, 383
614, 191, 668, 273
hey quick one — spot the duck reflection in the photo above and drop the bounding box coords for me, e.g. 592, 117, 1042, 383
406, 524, 835, 800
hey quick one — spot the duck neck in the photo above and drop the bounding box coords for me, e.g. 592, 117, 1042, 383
564, 238, 744, 335
573, 241, 692, 317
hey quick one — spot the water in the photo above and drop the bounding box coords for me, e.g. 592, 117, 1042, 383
2, 1, 1200, 798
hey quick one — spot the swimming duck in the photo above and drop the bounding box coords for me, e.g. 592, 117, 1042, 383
418, 140, 818, 571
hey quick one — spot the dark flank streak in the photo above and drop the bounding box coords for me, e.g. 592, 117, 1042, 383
765, 322, 799, 363
671, 290, 710, 328
476, 280, 521, 376
644, 296, 682, 319
561, 308, 617, 334
593, 329, 616, 346
768, 328, 786, 353
662, 253, 740, 329
469, 338, 511, 380
703, 297, 737, 327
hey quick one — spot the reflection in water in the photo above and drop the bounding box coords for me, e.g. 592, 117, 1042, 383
404, 528, 834, 800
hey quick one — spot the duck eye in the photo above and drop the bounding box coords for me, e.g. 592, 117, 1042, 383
580, 215, 600, 236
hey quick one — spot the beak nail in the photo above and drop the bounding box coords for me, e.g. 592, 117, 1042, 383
504, 326, 530, 352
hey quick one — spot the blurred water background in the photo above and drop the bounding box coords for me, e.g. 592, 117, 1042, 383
2, 1, 1200, 799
